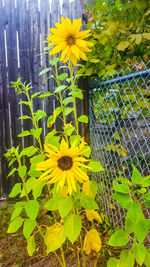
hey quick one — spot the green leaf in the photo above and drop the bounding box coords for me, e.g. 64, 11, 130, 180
38, 92, 53, 98
35, 110, 47, 121
58, 196, 72, 218
88, 160, 104, 172
32, 180, 45, 200
45, 197, 59, 211
125, 203, 149, 243
39, 67, 51, 76
144, 248, 150, 267
80, 193, 99, 210
57, 73, 68, 81
23, 219, 37, 239
82, 146, 91, 158
64, 125, 75, 136
78, 115, 88, 123
7, 216, 24, 233
64, 213, 82, 244
9, 183, 22, 198
133, 243, 146, 265
27, 235, 36, 256
18, 101, 30, 106
134, 218, 149, 243
64, 107, 74, 116
73, 89, 83, 100
144, 192, 150, 200
112, 192, 132, 208
30, 128, 42, 139
20, 146, 38, 157
31, 92, 41, 99
62, 97, 73, 106
7, 168, 17, 178
18, 116, 32, 120
132, 166, 142, 184
108, 229, 129, 246
20, 177, 36, 198
18, 166, 27, 179
70, 135, 81, 146
119, 250, 135, 267
18, 130, 31, 137
54, 85, 67, 93
112, 184, 130, 194
30, 154, 46, 164
25, 200, 39, 220
107, 258, 119, 267
49, 57, 60, 65
11, 207, 23, 221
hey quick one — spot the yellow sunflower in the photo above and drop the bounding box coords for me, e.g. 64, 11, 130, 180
36, 138, 91, 195
47, 16, 93, 66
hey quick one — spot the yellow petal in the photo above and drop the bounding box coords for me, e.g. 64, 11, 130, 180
71, 45, 80, 59
50, 42, 66, 55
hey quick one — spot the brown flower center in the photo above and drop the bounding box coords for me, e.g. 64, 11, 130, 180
58, 156, 73, 171
67, 35, 75, 46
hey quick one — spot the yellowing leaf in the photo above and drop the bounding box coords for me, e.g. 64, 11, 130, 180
142, 33, 150, 40
117, 41, 129, 51
44, 223, 66, 253
85, 210, 102, 223
83, 180, 97, 198
89, 59, 100, 63
83, 229, 102, 255
135, 34, 142, 45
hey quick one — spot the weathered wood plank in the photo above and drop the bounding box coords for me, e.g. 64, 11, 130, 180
72, 0, 82, 20
0, 0, 9, 196
28, 0, 43, 144
17, 0, 33, 149
40, 0, 50, 136
62, 0, 71, 19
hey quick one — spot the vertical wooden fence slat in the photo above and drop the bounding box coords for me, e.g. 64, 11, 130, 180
40, 0, 50, 137
62, 0, 71, 19
17, 0, 33, 149
0, 0, 10, 196
28, 0, 43, 145
5, 0, 22, 191
50, 0, 62, 132
72, 0, 82, 19
72, 0, 83, 135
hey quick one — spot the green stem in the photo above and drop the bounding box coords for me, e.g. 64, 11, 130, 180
55, 63, 66, 126
69, 60, 79, 135
26, 89, 43, 154
17, 158, 29, 201
60, 246, 66, 267
54, 251, 64, 267
79, 234, 86, 267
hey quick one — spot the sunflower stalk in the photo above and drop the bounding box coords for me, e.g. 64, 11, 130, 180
69, 60, 79, 135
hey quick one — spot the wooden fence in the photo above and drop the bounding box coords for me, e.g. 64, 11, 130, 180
0, 0, 86, 197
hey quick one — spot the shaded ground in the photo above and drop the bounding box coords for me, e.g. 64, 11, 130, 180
0, 202, 124, 267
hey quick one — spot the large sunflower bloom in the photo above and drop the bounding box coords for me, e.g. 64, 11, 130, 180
36, 138, 90, 195
47, 16, 93, 66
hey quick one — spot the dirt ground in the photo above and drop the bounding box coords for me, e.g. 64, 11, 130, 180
0, 201, 123, 267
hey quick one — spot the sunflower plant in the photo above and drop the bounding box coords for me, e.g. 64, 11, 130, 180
6, 17, 104, 266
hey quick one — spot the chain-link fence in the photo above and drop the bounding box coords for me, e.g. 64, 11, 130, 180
88, 62, 150, 236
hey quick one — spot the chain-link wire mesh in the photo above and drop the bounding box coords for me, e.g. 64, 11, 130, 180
88, 61, 150, 239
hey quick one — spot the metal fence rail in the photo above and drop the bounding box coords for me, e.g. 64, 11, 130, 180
88, 62, 150, 237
